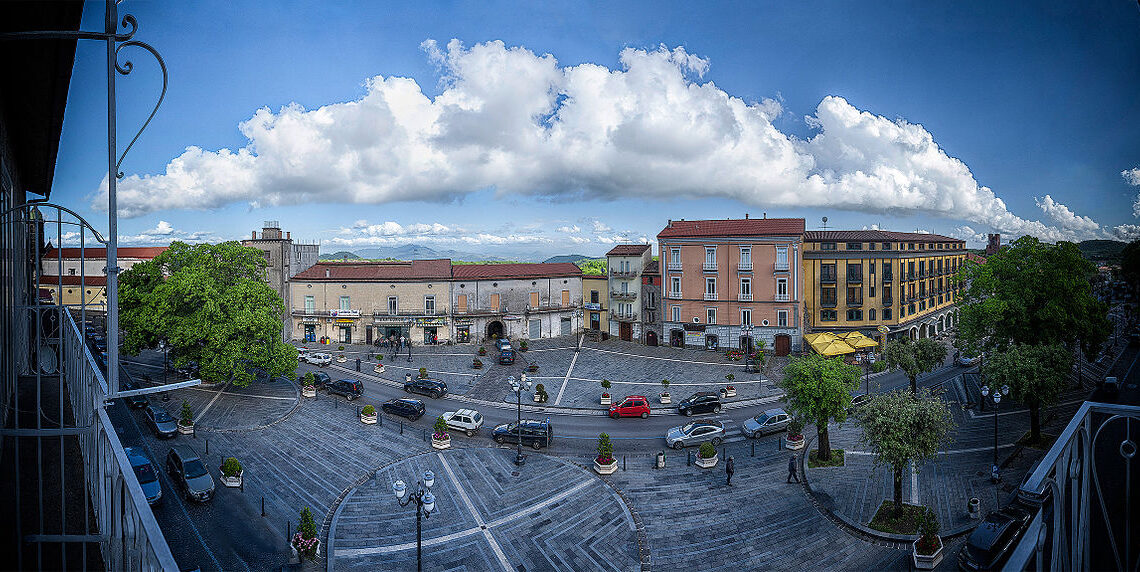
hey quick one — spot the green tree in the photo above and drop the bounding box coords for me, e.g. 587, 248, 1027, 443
982, 343, 1073, 442
778, 354, 861, 462
957, 236, 1111, 359
1121, 240, 1140, 300
119, 241, 297, 387
881, 337, 947, 394
857, 389, 954, 516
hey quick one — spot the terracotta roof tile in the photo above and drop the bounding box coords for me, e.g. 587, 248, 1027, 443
452, 262, 582, 280
293, 259, 453, 281
803, 230, 963, 243
606, 244, 651, 256
644, 260, 660, 274
657, 218, 805, 239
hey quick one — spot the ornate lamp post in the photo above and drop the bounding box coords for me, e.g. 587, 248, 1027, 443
979, 384, 1009, 483
393, 470, 438, 572
509, 374, 531, 466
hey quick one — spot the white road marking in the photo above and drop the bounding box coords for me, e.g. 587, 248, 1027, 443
553, 349, 581, 405
437, 453, 513, 571
193, 382, 231, 423
582, 346, 749, 367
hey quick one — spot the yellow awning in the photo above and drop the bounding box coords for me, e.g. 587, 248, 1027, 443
813, 339, 858, 356
840, 331, 879, 349
803, 332, 838, 346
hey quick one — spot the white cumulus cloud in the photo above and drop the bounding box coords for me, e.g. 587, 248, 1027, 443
1113, 225, 1140, 241
1035, 195, 1101, 233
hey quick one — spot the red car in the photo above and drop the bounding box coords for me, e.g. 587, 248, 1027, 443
609, 395, 651, 419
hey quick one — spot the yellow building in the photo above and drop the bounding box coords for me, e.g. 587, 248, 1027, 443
802, 231, 966, 345
582, 274, 608, 333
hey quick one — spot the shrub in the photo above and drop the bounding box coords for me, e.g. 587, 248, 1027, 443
418, 367, 428, 379
361, 404, 376, 416
787, 418, 805, 439
661, 379, 670, 392
535, 383, 546, 393
301, 371, 315, 387
338, 345, 345, 351
601, 379, 611, 389
519, 340, 528, 350
725, 373, 735, 383
179, 400, 193, 426
596, 432, 614, 464
698, 442, 716, 459
472, 358, 483, 368
433, 416, 449, 439
527, 364, 538, 373
293, 507, 319, 559
376, 355, 383, 362
871, 361, 887, 373
915, 508, 941, 554
221, 457, 242, 477
478, 346, 487, 356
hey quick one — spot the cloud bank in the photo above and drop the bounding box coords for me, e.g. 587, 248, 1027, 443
98, 40, 1111, 243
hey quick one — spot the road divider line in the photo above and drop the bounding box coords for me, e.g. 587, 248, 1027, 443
438, 454, 513, 571
581, 346, 749, 367
553, 350, 581, 405
193, 382, 231, 423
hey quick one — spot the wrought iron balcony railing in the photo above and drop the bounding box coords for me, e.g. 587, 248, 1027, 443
738, 262, 753, 271
610, 290, 638, 301
703, 262, 718, 271
704, 292, 718, 301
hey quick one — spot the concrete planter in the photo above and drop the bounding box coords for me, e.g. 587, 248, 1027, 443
912, 537, 943, 570
219, 470, 243, 488
600, 395, 611, 405
696, 452, 718, 469
177, 422, 194, 435
968, 497, 981, 519
291, 539, 321, 563
594, 458, 618, 475
301, 387, 317, 398
785, 435, 805, 450
431, 435, 451, 450
533, 393, 545, 403
336, 355, 347, 363
360, 413, 377, 425
720, 387, 737, 398
373, 364, 385, 374
660, 393, 671, 404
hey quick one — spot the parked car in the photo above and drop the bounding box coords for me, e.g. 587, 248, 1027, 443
741, 408, 791, 438
381, 398, 425, 421
956, 353, 982, 367
677, 391, 722, 417
957, 503, 1033, 571
143, 404, 179, 439
124, 447, 162, 505
405, 378, 448, 399
1102, 376, 1121, 396
121, 378, 149, 409
665, 419, 726, 449
310, 371, 331, 388
325, 379, 364, 400
442, 409, 484, 436
847, 392, 871, 415
165, 444, 215, 502
495, 338, 512, 352
499, 349, 515, 365
492, 419, 553, 449
302, 352, 332, 366
609, 395, 651, 419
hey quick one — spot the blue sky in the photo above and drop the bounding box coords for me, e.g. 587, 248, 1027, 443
51, 1, 1140, 258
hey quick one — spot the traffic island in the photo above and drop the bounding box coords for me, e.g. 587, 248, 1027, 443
807, 448, 845, 468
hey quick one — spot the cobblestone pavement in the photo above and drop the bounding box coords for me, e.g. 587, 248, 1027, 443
330, 448, 640, 571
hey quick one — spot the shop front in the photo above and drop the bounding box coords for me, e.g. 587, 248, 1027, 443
336, 318, 354, 343
455, 319, 473, 344
415, 317, 448, 345
301, 317, 319, 342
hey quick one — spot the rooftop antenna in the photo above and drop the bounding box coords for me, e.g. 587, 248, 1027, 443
821, 216, 828, 231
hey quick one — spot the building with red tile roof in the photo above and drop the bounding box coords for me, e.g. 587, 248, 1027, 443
606, 244, 657, 344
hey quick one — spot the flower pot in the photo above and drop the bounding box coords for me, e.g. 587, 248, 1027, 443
219, 470, 243, 488
373, 363, 385, 374
600, 395, 611, 405
292, 538, 321, 561
289, 544, 299, 565
177, 422, 194, 435
594, 458, 618, 475
912, 536, 943, 570
302, 387, 316, 398
696, 452, 718, 469
337, 355, 347, 363
660, 393, 671, 404
785, 435, 805, 450
432, 435, 451, 450
720, 387, 737, 398
360, 413, 377, 425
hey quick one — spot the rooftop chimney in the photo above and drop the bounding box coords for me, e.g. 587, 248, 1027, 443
667, 219, 672, 227
763, 212, 767, 219
325, 269, 330, 278
251, 231, 257, 240
745, 213, 749, 219
286, 231, 291, 240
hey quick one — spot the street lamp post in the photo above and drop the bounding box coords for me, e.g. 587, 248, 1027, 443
393, 471, 438, 572
509, 374, 531, 466
979, 384, 1009, 483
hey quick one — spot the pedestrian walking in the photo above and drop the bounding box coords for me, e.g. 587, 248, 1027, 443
786, 454, 799, 483
725, 456, 735, 486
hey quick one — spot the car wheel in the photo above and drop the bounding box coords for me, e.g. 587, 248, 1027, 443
683, 409, 693, 417
672, 441, 684, 450
640, 412, 648, 419
532, 440, 542, 450
610, 412, 619, 419
466, 429, 474, 437
435, 391, 444, 399
711, 436, 723, 446
713, 405, 722, 414
495, 435, 506, 444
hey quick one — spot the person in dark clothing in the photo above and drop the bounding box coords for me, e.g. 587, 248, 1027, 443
725, 456, 735, 486
787, 454, 799, 483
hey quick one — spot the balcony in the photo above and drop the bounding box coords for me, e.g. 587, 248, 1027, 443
610, 268, 639, 278
821, 274, 837, 284
610, 290, 637, 301
847, 298, 863, 307
739, 293, 753, 301
774, 261, 789, 272
703, 262, 718, 271
667, 262, 683, 271
703, 292, 719, 301
371, 308, 439, 317
737, 262, 753, 271
775, 294, 789, 302
610, 310, 637, 322
907, 272, 916, 281
668, 291, 683, 299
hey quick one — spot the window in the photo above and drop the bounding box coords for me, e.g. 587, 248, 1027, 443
740, 278, 752, 300
882, 286, 892, 303
741, 308, 752, 325
869, 262, 875, 276
670, 276, 681, 297
490, 293, 500, 312
882, 308, 892, 320
821, 242, 837, 251
881, 242, 892, 250
846, 309, 863, 321
821, 287, 837, 306
531, 292, 540, 308
340, 296, 351, 311
909, 243, 916, 250
590, 290, 599, 303
425, 295, 436, 315
846, 263, 862, 282
869, 242, 876, 250
900, 306, 906, 318
304, 295, 315, 313
68, 268, 76, 276
919, 261, 926, 276
846, 242, 862, 250
671, 305, 681, 322
869, 285, 876, 297
820, 309, 837, 322
706, 307, 717, 325
868, 308, 876, 320
705, 247, 716, 268
777, 310, 788, 327
741, 247, 753, 268
776, 278, 788, 300
388, 296, 398, 315
821, 263, 837, 281
774, 246, 787, 270
937, 259, 943, 273
883, 263, 893, 281
705, 277, 717, 299
847, 286, 863, 306
908, 261, 915, 278
670, 248, 681, 269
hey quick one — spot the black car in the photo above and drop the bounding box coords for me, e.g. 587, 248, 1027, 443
381, 398, 425, 421
166, 444, 215, 502
310, 371, 331, 388
499, 349, 515, 365
957, 503, 1033, 571
677, 392, 722, 417
325, 379, 364, 400
404, 378, 447, 399
143, 404, 179, 438
121, 378, 149, 409
492, 419, 553, 450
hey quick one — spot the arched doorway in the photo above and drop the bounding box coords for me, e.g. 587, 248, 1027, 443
774, 334, 791, 356
670, 329, 684, 347
487, 320, 504, 340
646, 331, 659, 347
938, 316, 945, 333
910, 327, 918, 340
919, 324, 927, 338
739, 336, 754, 354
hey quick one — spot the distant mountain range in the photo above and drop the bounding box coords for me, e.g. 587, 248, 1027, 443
319, 244, 510, 262
542, 254, 592, 263
1078, 240, 1126, 263
319, 251, 362, 260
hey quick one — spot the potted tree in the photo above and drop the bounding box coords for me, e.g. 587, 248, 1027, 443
519, 339, 529, 352
722, 374, 737, 398
291, 507, 320, 562
478, 346, 487, 356
178, 400, 194, 434
373, 355, 385, 374
219, 457, 243, 488
600, 379, 612, 405
696, 441, 719, 468
472, 357, 483, 369
533, 383, 549, 403
301, 372, 317, 398
337, 345, 347, 363
431, 416, 451, 450
785, 418, 805, 450
418, 367, 428, 379
594, 433, 618, 475
360, 404, 377, 424
660, 379, 671, 404
912, 509, 943, 569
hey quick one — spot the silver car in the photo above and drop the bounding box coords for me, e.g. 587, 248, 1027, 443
303, 352, 332, 366
665, 419, 725, 449
742, 408, 791, 438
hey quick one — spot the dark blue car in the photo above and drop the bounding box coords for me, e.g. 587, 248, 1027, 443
124, 447, 162, 505
499, 349, 515, 365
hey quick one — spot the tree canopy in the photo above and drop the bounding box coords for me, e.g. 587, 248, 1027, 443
778, 354, 861, 461
981, 342, 1073, 442
1121, 240, 1140, 298
957, 236, 1111, 358
881, 337, 947, 394
119, 241, 297, 387
857, 389, 954, 514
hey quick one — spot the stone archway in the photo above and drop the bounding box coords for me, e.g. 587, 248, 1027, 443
910, 327, 918, 340
487, 320, 504, 339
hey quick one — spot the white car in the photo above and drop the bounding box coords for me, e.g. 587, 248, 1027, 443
302, 353, 332, 366
442, 409, 484, 437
